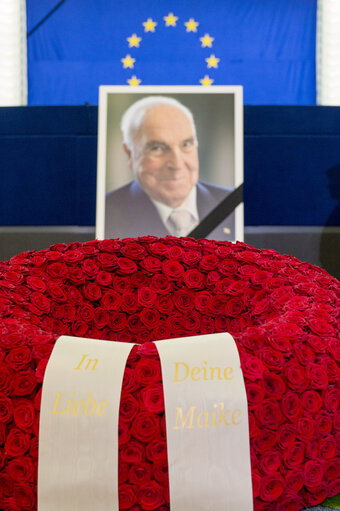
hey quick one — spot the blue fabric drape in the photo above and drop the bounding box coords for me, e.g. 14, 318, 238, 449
27, 0, 317, 105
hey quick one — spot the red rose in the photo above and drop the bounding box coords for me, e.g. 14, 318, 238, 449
319, 435, 337, 459
207, 295, 227, 315
77, 303, 95, 322
285, 470, 304, 493
296, 415, 315, 441
0, 422, 7, 445
67, 285, 84, 305
225, 297, 245, 317
82, 258, 99, 277
183, 269, 205, 289
138, 287, 157, 308
277, 424, 297, 450
62, 249, 83, 264
135, 358, 162, 386
162, 259, 184, 280
82, 282, 102, 301
145, 439, 168, 463
281, 391, 303, 422
121, 293, 139, 314
137, 481, 165, 510
251, 470, 261, 498
259, 475, 285, 502
119, 393, 140, 423
118, 257, 137, 275
93, 307, 109, 328
183, 310, 201, 334
283, 441, 305, 469
309, 318, 336, 336
263, 373, 286, 399
5, 428, 30, 457
47, 281, 68, 302
255, 399, 283, 430
181, 249, 201, 266
131, 412, 160, 443
303, 459, 324, 488
253, 430, 278, 453
140, 309, 160, 330
119, 483, 137, 510
46, 261, 68, 279
0, 393, 13, 423
118, 422, 131, 446
245, 383, 265, 410
121, 242, 146, 260
259, 451, 282, 475
156, 294, 174, 314
118, 462, 130, 485
101, 290, 122, 311
13, 400, 35, 431
26, 276, 46, 293
153, 461, 168, 484
13, 483, 36, 509
284, 361, 309, 392
67, 268, 85, 286
199, 254, 218, 271
316, 412, 333, 436
194, 291, 212, 313
108, 312, 127, 332
141, 257, 162, 274
129, 462, 152, 485
173, 290, 194, 313
10, 370, 37, 397
95, 270, 112, 287
240, 354, 265, 382
97, 252, 120, 270
30, 292, 51, 313
323, 387, 340, 413
6, 456, 34, 483
141, 384, 164, 414
302, 390, 322, 414
120, 440, 145, 464
307, 363, 329, 390
72, 320, 88, 337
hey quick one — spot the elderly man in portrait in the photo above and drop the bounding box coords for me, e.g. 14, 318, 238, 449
105, 96, 234, 240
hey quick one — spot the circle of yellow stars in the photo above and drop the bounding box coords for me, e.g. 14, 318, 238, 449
121, 13, 220, 86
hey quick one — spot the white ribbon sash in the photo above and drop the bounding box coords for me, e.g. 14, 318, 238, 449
38, 335, 134, 511
155, 332, 253, 511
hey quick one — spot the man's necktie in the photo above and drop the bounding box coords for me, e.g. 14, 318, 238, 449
168, 209, 194, 237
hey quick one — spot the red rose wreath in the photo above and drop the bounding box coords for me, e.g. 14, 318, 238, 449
0, 236, 339, 511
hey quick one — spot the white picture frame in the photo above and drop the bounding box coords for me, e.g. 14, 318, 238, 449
96, 85, 244, 242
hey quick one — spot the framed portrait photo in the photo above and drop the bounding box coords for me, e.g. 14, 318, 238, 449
96, 85, 244, 242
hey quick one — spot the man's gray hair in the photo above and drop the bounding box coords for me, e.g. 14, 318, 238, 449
120, 95, 197, 151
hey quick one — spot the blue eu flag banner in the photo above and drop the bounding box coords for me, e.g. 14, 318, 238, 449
27, 0, 316, 105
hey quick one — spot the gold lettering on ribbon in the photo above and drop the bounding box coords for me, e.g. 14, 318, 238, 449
52, 391, 109, 417
173, 361, 234, 382
173, 403, 242, 430
74, 354, 99, 371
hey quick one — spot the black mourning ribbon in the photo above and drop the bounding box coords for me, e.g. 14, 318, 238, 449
188, 183, 244, 239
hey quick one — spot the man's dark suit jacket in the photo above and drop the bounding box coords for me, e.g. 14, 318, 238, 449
105, 180, 235, 240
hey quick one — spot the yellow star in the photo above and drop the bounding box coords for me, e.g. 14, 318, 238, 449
200, 75, 214, 86
200, 33, 214, 48
143, 18, 157, 32
127, 75, 141, 86
127, 33, 142, 48
164, 12, 178, 27
206, 54, 220, 69
184, 18, 199, 32
121, 54, 136, 69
